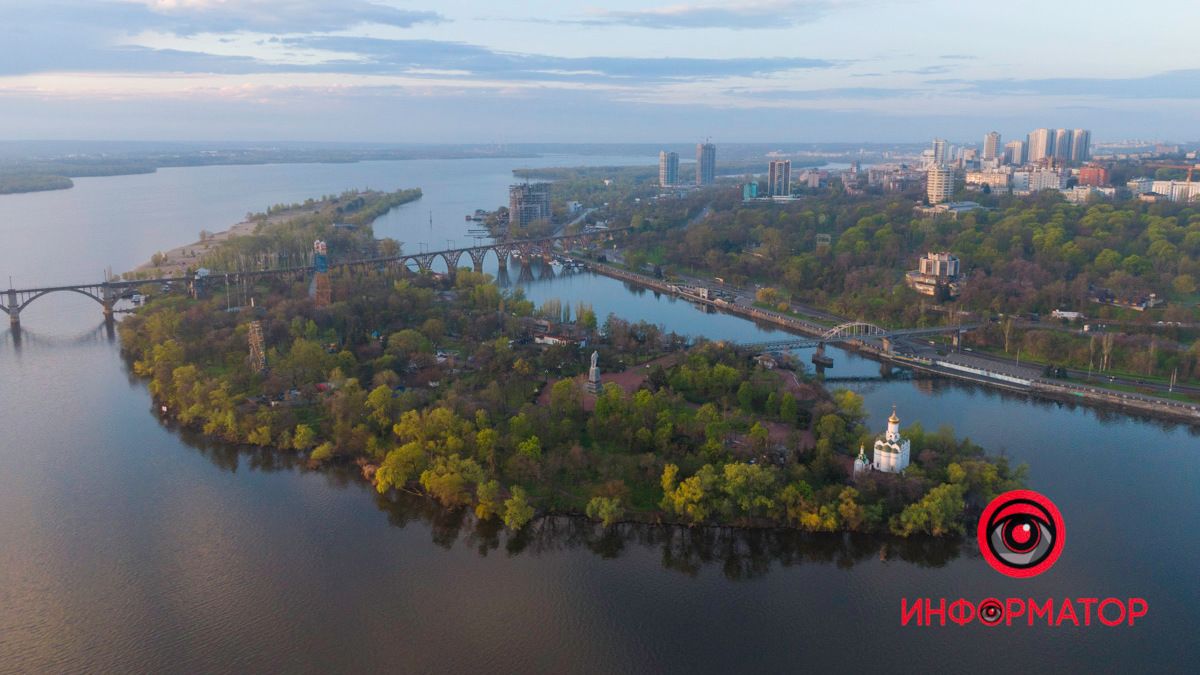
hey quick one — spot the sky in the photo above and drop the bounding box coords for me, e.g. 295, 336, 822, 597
1, 0, 1197, 144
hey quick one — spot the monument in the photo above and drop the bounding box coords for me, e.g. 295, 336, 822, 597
586, 350, 601, 393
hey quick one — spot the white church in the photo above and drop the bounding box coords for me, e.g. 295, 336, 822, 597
854, 406, 912, 476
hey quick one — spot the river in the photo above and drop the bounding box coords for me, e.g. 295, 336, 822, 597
0, 156, 1197, 673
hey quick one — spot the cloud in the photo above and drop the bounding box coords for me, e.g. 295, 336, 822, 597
933, 69, 1200, 99
726, 87, 916, 100
893, 65, 951, 75
278, 36, 837, 82
116, 0, 444, 34
577, 0, 854, 29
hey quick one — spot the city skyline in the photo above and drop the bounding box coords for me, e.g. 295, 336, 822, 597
1, 1, 1199, 142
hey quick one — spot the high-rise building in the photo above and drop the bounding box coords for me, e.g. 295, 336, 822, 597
508, 182, 552, 229
1005, 140, 1026, 166
926, 165, 954, 204
931, 138, 948, 166
658, 151, 679, 187
696, 142, 716, 185
1053, 129, 1073, 161
1027, 128, 1052, 163
767, 159, 791, 197
982, 132, 1001, 161
1071, 129, 1091, 162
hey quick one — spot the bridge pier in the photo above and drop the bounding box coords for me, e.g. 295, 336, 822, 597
6, 288, 18, 326
467, 248, 488, 273
101, 285, 116, 321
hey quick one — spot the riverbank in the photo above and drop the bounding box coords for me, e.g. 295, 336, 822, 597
586, 260, 1200, 426
124, 188, 421, 279
0, 146, 537, 196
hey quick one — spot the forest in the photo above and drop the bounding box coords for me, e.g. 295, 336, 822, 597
120, 263, 1021, 536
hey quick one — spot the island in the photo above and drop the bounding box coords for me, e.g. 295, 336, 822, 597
119, 188, 1024, 536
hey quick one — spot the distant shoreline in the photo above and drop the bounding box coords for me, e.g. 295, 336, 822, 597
0, 151, 535, 197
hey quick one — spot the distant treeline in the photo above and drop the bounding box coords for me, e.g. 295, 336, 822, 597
0, 147, 534, 196
0, 173, 75, 195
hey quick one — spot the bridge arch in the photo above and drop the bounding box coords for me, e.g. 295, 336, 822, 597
16, 287, 111, 313
440, 250, 464, 272
821, 322, 888, 340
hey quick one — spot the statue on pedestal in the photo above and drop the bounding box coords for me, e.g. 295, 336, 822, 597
586, 350, 601, 393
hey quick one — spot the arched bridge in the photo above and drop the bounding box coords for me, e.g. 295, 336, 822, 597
347, 226, 628, 275
741, 321, 979, 353
2, 226, 630, 326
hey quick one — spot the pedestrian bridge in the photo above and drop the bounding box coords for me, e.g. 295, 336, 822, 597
741, 321, 978, 353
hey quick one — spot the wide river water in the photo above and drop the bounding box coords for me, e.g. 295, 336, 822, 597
0, 156, 1197, 673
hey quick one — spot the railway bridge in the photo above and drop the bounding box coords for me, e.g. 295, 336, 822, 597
2, 227, 629, 325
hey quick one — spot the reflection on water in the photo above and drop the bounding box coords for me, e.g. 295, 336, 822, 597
3, 160, 1198, 672
170, 422, 966, 578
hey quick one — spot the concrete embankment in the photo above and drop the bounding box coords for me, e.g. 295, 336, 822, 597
587, 261, 1200, 424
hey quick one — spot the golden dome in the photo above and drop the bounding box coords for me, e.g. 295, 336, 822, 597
888, 405, 900, 424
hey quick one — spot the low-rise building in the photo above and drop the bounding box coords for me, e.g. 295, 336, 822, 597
1150, 180, 1200, 202
1078, 164, 1109, 186
965, 170, 1011, 192
905, 251, 963, 298
1127, 177, 1154, 195
1062, 185, 1115, 203
913, 201, 982, 219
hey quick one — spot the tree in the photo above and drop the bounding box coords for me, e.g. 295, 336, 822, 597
476, 427, 499, 475
374, 441, 427, 494
779, 392, 798, 424
661, 464, 720, 524
836, 487, 865, 530
310, 442, 335, 463
748, 422, 769, 452
366, 384, 395, 434
892, 483, 966, 536
475, 479, 502, 520
420, 454, 485, 507
503, 486, 535, 530
585, 496, 625, 527
517, 435, 542, 460
721, 462, 778, 517
737, 381, 754, 412
293, 424, 317, 451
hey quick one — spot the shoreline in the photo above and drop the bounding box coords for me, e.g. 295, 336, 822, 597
586, 261, 1200, 426
0, 152, 539, 197
151, 403, 967, 539
128, 219, 259, 278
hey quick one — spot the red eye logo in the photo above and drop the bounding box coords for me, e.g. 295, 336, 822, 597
978, 490, 1065, 578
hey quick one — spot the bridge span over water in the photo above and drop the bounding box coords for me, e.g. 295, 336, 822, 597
739, 321, 980, 352
2, 227, 629, 326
